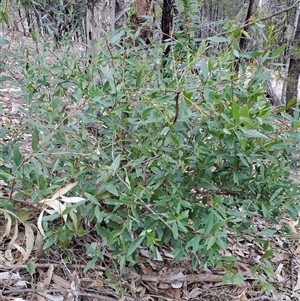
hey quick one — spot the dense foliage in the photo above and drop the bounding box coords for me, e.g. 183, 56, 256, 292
1, 0, 300, 291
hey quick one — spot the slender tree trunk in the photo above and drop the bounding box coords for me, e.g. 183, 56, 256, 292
161, 0, 174, 56
161, 0, 174, 43
130, 0, 155, 44
234, 0, 255, 71
284, 2, 300, 113
160, 0, 175, 73
286, 58, 299, 112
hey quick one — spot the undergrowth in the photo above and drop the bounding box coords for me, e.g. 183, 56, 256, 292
1, 24, 300, 290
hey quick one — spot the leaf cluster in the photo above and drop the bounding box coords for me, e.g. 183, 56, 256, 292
1, 26, 300, 287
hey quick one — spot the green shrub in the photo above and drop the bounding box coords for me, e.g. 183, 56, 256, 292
1, 27, 300, 286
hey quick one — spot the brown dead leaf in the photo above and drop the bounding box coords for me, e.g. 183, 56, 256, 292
52, 273, 71, 289
36, 281, 47, 301
44, 265, 54, 287
34, 231, 44, 258
23, 224, 35, 262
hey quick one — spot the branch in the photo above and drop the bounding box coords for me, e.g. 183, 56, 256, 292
240, 0, 300, 29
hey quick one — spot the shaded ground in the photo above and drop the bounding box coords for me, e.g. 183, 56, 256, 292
1, 30, 300, 301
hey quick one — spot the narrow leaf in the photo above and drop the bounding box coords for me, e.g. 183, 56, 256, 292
106, 183, 119, 196
199, 179, 218, 190
111, 154, 121, 171
136, 70, 143, 88
232, 99, 239, 124
31, 126, 40, 151
207, 36, 228, 43
272, 45, 285, 58
240, 128, 268, 138
13, 145, 22, 167
127, 235, 145, 255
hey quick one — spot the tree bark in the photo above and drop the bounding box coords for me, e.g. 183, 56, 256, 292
161, 0, 174, 60
234, 0, 255, 72
285, 2, 300, 113
286, 58, 300, 112
130, 0, 154, 44
86, 0, 116, 44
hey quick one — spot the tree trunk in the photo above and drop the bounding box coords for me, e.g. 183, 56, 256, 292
86, 0, 116, 44
130, 0, 154, 44
234, 0, 255, 72
285, 3, 300, 113
161, 0, 174, 61
286, 58, 300, 113
161, 0, 174, 43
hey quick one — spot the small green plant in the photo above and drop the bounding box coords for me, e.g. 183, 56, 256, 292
1, 22, 300, 291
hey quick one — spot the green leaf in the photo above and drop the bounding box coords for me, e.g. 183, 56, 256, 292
84, 256, 98, 273
0, 76, 10, 82
136, 70, 143, 88
160, 127, 170, 136
106, 183, 119, 196
110, 30, 124, 44
201, 58, 208, 79
186, 236, 201, 253
199, 179, 218, 190
13, 146, 22, 167
222, 256, 237, 262
232, 27, 241, 38
207, 36, 228, 43
1, 12, 9, 25
270, 188, 283, 202
0, 36, 9, 45
31, 127, 40, 152
232, 99, 239, 124
206, 236, 217, 250
95, 206, 106, 223
26, 261, 36, 276
0, 127, 7, 138
127, 235, 145, 255
261, 203, 270, 219
138, 143, 151, 158
99, 65, 113, 80
216, 237, 227, 249
43, 235, 57, 249
283, 205, 298, 221
240, 128, 268, 138
172, 222, 179, 240
257, 229, 277, 236
30, 32, 37, 41
239, 51, 262, 58
271, 45, 285, 58
96, 226, 111, 239
211, 220, 225, 234
287, 97, 296, 109
84, 193, 100, 205
240, 30, 250, 39
203, 211, 215, 234
233, 48, 239, 58
261, 50, 270, 65
111, 155, 121, 171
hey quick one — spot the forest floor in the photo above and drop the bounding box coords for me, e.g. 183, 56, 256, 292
1, 30, 300, 301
